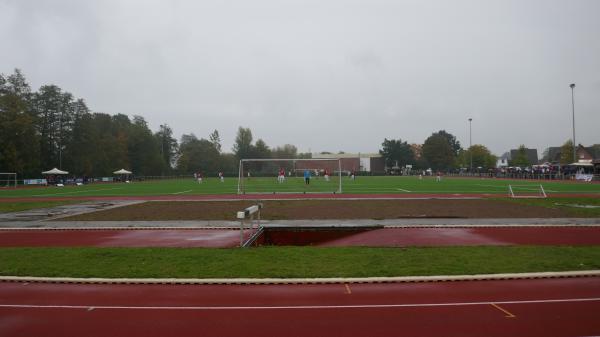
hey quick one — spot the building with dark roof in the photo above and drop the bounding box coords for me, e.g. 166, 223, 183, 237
541, 144, 600, 164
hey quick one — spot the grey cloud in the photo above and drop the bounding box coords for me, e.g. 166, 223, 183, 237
1, 0, 599, 155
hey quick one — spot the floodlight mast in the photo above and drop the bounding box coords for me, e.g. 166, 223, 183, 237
570, 83, 576, 163
468, 118, 473, 172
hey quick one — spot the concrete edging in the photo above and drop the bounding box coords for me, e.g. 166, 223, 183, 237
1, 270, 599, 285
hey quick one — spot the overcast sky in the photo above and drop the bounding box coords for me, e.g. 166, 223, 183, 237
1, 0, 599, 157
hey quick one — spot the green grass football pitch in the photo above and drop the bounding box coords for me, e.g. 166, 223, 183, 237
1, 176, 599, 198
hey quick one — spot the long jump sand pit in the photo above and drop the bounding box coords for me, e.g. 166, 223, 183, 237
63, 199, 570, 221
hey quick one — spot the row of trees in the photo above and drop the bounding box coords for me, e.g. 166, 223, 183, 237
379, 131, 497, 171
177, 127, 310, 176
0, 69, 180, 177
0, 69, 312, 178
5, 68, 562, 178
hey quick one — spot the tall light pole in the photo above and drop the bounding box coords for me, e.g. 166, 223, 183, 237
58, 112, 62, 170
468, 118, 473, 172
569, 83, 576, 163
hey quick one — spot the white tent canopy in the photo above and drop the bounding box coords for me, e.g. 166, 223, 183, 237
42, 168, 69, 175
113, 169, 132, 174
569, 162, 593, 167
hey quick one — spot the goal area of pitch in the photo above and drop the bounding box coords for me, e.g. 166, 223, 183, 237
0, 173, 17, 188
237, 158, 342, 194
508, 184, 547, 198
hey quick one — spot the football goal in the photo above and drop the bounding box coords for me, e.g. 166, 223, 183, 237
237, 158, 342, 194
508, 184, 547, 198
0, 173, 17, 188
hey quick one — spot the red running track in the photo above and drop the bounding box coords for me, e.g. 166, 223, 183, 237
0, 277, 599, 337
317, 227, 600, 247
1, 227, 599, 248
0, 229, 255, 248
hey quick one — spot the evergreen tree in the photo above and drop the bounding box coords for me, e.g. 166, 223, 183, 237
155, 124, 179, 174
233, 127, 254, 160
209, 129, 222, 153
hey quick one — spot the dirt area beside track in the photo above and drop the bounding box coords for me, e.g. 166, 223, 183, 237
63, 199, 570, 221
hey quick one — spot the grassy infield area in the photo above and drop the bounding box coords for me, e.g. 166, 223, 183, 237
2, 175, 600, 197
1, 177, 599, 279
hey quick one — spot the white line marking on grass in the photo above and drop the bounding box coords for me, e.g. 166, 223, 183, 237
171, 190, 192, 195
475, 184, 556, 193
512, 187, 557, 193
33, 188, 123, 197
397, 189, 411, 192
1, 297, 598, 311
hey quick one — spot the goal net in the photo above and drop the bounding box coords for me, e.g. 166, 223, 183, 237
237, 158, 342, 194
508, 184, 547, 198
0, 173, 17, 189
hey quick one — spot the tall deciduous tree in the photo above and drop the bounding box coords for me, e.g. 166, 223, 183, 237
434, 130, 462, 156
272, 144, 298, 159
560, 140, 574, 165
177, 134, 220, 174
128, 116, 163, 175
510, 145, 530, 167
0, 69, 40, 177
457, 145, 497, 169
422, 133, 455, 170
32, 84, 76, 170
379, 138, 415, 168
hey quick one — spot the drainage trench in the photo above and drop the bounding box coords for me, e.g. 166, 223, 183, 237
244, 225, 383, 246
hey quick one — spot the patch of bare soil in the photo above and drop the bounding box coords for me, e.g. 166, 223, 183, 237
63, 199, 570, 221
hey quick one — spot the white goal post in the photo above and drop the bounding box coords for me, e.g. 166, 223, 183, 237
0, 173, 17, 188
508, 184, 547, 198
237, 158, 343, 194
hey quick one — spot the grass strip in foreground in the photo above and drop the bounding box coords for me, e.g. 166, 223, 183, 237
1, 246, 599, 279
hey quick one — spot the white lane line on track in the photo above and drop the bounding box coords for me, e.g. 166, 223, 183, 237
32, 188, 122, 197
171, 190, 192, 195
1, 297, 599, 311
396, 189, 411, 192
